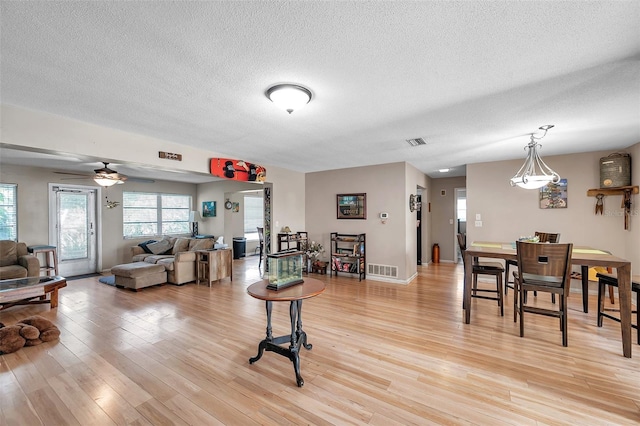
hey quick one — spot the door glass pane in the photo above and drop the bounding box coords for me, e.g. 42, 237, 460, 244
59, 193, 88, 260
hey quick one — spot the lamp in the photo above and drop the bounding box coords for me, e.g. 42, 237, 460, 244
510, 125, 560, 189
266, 84, 312, 114
94, 176, 118, 187
188, 210, 202, 237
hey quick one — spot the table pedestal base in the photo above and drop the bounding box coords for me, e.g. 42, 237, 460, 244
249, 299, 312, 387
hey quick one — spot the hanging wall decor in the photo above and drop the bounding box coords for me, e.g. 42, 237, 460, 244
202, 201, 216, 217
337, 193, 366, 219
540, 179, 568, 209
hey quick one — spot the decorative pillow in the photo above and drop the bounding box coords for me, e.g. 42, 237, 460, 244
172, 238, 190, 254
138, 240, 157, 254
146, 239, 173, 255
0, 241, 17, 267
189, 238, 214, 251
162, 236, 177, 247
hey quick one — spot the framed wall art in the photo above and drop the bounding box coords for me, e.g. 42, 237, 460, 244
337, 193, 366, 219
202, 201, 216, 217
540, 179, 568, 209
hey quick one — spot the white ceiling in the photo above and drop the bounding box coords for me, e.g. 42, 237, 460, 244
1, 1, 639, 181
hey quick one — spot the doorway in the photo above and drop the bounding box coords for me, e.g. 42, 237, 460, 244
416, 193, 422, 265
454, 188, 466, 263
48, 184, 99, 276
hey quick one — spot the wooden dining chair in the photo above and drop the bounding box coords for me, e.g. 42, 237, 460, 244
505, 231, 561, 301
513, 241, 573, 346
597, 272, 640, 345
457, 234, 505, 316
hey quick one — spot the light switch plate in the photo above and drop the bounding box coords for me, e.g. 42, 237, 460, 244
475, 213, 481, 220
475, 220, 483, 227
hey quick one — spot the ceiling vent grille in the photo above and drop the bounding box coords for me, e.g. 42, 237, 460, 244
406, 137, 427, 147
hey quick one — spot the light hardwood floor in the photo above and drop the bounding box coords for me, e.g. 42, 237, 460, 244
1, 258, 639, 425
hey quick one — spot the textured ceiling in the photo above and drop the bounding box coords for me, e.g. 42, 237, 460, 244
1, 1, 639, 180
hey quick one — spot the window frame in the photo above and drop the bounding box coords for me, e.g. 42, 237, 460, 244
243, 194, 264, 241
0, 183, 18, 241
122, 191, 192, 239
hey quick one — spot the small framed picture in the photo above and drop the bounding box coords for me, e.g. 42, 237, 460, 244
540, 179, 568, 209
337, 193, 366, 219
202, 201, 216, 217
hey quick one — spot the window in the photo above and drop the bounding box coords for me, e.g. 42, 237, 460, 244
123, 192, 191, 238
0, 184, 17, 240
457, 197, 467, 222
244, 195, 263, 241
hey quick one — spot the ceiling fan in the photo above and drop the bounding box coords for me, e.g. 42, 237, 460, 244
54, 162, 153, 186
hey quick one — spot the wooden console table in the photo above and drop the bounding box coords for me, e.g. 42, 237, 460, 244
247, 277, 325, 386
196, 249, 233, 286
0, 275, 67, 311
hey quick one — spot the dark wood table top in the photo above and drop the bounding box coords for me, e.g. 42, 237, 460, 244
247, 278, 326, 302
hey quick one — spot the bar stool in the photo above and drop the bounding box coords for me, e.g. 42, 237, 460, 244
27, 245, 59, 277
597, 272, 640, 344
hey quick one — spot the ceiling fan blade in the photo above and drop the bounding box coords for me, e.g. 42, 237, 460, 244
54, 171, 92, 177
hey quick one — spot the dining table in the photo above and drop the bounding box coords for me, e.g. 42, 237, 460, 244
463, 241, 634, 358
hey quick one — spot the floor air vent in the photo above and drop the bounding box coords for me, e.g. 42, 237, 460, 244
367, 263, 398, 278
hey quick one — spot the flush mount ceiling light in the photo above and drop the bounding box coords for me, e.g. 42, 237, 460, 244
510, 125, 560, 189
438, 168, 450, 173
266, 84, 312, 114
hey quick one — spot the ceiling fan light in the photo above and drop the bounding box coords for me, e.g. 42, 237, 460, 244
94, 176, 118, 187
266, 84, 312, 114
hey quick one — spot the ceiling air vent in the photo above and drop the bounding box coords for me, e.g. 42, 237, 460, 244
406, 137, 426, 147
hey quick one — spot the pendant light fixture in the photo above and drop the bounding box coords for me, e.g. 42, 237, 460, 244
266, 84, 312, 114
510, 125, 560, 189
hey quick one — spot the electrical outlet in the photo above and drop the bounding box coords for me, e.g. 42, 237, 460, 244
475, 220, 483, 227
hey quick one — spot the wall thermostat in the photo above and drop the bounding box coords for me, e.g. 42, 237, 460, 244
380, 212, 389, 219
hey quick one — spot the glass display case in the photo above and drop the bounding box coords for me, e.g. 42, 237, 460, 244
267, 250, 304, 290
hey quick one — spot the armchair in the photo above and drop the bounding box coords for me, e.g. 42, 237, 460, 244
0, 240, 40, 279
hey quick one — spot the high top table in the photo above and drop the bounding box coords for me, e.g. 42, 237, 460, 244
463, 242, 633, 358
247, 277, 325, 386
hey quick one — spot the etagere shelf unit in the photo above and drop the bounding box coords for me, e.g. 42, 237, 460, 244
330, 232, 365, 281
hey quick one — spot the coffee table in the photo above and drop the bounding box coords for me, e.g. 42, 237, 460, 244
0, 275, 67, 311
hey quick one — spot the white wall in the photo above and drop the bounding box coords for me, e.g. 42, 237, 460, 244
467, 145, 639, 273
306, 162, 429, 282
430, 176, 466, 262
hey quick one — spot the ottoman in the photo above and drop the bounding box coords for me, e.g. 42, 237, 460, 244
111, 262, 167, 291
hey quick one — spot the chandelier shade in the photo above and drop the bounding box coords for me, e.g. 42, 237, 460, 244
510, 125, 560, 189
266, 84, 312, 114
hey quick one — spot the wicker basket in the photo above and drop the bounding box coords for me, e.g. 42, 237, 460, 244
600, 153, 631, 188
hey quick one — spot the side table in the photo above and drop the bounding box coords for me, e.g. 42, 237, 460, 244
27, 245, 58, 277
247, 277, 326, 386
196, 248, 233, 286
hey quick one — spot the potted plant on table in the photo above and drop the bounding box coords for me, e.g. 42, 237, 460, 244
305, 241, 325, 272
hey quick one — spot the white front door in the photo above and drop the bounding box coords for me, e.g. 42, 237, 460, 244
49, 184, 99, 277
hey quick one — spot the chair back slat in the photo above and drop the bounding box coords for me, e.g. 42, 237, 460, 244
457, 233, 466, 252
534, 231, 561, 243
516, 241, 572, 287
